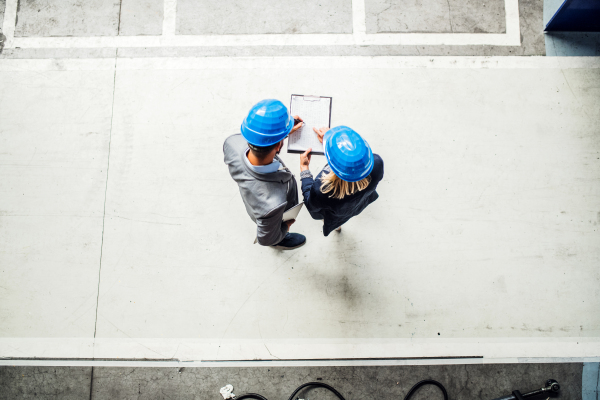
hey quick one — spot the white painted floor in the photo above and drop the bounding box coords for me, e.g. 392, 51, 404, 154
0, 57, 599, 362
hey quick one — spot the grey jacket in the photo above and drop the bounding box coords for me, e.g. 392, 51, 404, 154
223, 134, 299, 246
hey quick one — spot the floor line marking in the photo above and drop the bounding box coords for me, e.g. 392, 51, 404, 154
5, 0, 521, 49
162, 0, 177, 36
505, 0, 521, 45
1, 0, 18, 48
9, 32, 520, 48
351, 0, 367, 40
2, 357, 600, 368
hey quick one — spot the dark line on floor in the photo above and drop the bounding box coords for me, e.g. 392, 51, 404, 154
117, 0, 123, 35
1, 356, 484, 362
89, 366, 95, 400
202, 356, 485, 362
92, 52, 118, 340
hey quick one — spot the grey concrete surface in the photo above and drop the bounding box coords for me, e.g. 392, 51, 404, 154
90, 364, 582, 399
0, 47, 118, 58
0, 363, 583, 399
515, 0, 546, 55
15, 0, 120, 37
546, 33, 600, 56
448, 0, 506, 33
0, 0, 545, 56
0, 366, 92, 400
365, 0, 506, 33
31, 0, 545, 62
0, 0, 6, 34
119, 0, 163, 36
176, 0, 353, 35
0, 62, 115, 337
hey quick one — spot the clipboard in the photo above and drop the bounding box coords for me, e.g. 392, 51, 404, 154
282, 202, 304, 222
287, 94, 332, 155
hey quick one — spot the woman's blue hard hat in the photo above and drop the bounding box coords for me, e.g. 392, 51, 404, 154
241, 99, 294, 147
323, 126, 374, 183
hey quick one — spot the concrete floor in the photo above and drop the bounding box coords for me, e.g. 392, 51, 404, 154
0, 363, 590, 399
0, 0, 600, 398
365, 0, 507, 33
1, 56, 599, 361
1, 0, 545, 57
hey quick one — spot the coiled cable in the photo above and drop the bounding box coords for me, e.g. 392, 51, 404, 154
286, 382, 347, 400
235, 394, 269, 400
232, 379, 448, 400
403, 379, 449, 400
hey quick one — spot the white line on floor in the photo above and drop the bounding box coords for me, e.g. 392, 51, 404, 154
8, 32, 519, 49
504, 0, 521, 44
2, 357, 600, 368
352, 0, 367, 39
162, 0, 177, 36
3, 0, 520, 49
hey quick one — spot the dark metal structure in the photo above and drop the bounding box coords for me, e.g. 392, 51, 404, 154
546, 0, 600, 32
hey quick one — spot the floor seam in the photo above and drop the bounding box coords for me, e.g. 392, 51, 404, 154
92, 50, 118, 342
117, 0, 123, 35
89, 366, 95, 400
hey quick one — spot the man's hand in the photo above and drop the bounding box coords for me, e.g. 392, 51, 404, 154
300, 148, 311, 172
313, 127, 329, 143
291, 115, 304, 133
285, 219, 295, 230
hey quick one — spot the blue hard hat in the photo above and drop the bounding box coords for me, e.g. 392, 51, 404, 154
323, 126, 374, 183
241, 99, 294, 147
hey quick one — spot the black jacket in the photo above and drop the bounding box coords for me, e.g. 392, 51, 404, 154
301, 154, 384, 236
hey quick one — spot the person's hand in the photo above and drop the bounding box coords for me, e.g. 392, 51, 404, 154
300, 148, 311, 172
285, 219, 295, 230
313, 127, 329, 143
291, 115, 304, 133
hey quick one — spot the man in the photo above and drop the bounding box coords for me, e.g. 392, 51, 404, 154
223, 99, 307, 250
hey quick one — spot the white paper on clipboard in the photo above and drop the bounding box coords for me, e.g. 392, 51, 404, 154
282, 202, 304, 222
288, 94, 332, 155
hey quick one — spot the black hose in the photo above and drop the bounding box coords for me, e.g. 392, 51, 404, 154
236, 394, 269, 400
286, 382, 347, 400
234, 379, 448, 400
403, 379, 449, 400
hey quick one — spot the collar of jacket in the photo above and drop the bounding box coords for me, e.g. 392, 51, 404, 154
241, 154, 293, 184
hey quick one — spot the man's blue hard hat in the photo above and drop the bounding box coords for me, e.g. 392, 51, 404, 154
241, 99, 294, 147
323, 126, 374, 183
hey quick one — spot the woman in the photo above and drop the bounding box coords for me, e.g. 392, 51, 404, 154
299, 125, 384, 236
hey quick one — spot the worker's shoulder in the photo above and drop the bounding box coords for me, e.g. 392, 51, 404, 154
223, 134, 247, 161
372, 153, 384, 180
223, 133, 246, 150
373, 153, 384, 165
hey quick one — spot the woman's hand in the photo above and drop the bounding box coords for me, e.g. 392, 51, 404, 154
313, 127, 329, 143
300, 148, 312, 172
291, 115, 304, 133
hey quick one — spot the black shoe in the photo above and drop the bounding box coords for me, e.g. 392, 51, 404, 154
271, 233, 306, 250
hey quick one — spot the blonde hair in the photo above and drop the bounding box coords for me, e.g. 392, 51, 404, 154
320, 170, 371, 199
